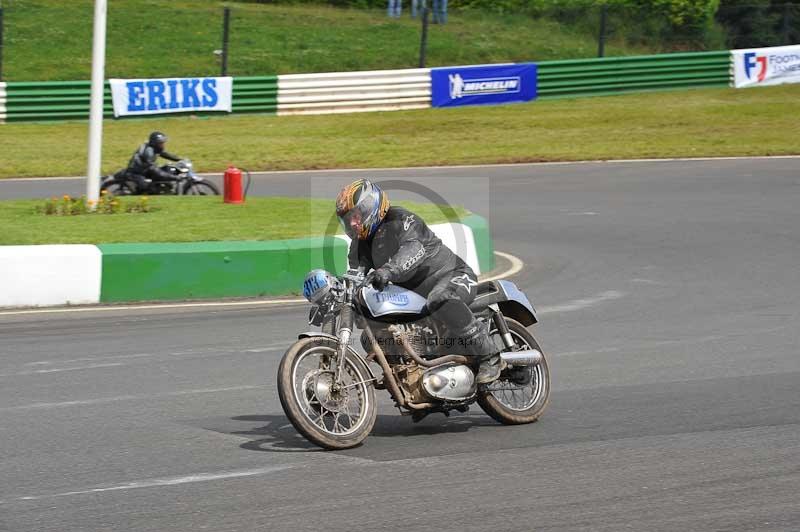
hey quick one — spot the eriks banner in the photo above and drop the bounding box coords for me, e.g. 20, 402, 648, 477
110, 77, 233, 117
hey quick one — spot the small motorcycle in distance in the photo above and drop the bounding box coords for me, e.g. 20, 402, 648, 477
100, 160, 220, 196
277, 267, 551, 450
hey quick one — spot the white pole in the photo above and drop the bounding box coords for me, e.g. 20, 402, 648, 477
86, 0, 107, 207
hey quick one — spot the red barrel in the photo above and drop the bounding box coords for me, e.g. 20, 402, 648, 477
223, 165, 244, 204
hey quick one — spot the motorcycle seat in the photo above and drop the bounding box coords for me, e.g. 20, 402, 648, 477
468, 281, 505, 312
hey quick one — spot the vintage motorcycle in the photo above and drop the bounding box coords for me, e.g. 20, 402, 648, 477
277, 268, 550, 449
100, 160, 220, 196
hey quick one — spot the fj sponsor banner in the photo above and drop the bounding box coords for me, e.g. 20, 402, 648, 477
109, 77, 233, 117
431, 63, 537, 108
733, 45, 800, 88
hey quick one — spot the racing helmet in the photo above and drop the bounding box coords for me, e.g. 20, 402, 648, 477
336, 179, 390, 240
148, 131, 168, 150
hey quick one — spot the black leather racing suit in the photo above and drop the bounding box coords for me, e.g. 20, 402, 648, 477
348, 206, 484, 349
125, 143, 181, 192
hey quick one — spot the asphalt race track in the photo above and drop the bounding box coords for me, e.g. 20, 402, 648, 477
1, 159, 799, 531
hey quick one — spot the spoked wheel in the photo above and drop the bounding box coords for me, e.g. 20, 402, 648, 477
100, 180, 137, 196
182, 181, 220, 196
277, 337, 376, 450
477, 318, 550, 424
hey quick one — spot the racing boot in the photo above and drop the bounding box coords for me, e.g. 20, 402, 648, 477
456, 319, 503, 384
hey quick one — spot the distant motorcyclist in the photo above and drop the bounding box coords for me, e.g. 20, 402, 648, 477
125, 131, 182, 192
336, 179, 502, 383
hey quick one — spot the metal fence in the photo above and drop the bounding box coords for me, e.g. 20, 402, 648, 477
276, 68, 431, 115
538, 51, 731, 100
0, 81, 6, 122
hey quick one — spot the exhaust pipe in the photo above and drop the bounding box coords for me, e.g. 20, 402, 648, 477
501, 349, 543, 367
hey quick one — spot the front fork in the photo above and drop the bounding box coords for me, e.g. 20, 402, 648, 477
333, 305, 355, 387
491, 305, 516, 351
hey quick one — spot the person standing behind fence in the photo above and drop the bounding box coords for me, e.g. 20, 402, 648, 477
432, 0, 447, 24
411, 0, 427, 18
387, 0, 402, 18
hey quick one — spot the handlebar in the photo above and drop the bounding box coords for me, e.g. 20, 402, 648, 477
342, 267, 372, 295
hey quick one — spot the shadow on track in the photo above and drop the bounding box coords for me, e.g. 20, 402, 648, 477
230, 413, 500, 453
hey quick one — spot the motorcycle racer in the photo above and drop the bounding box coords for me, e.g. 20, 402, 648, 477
336, 179, 502, 383
125, 131, 182, 193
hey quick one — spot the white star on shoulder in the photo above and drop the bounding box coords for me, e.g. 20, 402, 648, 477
450, 273, 478, 291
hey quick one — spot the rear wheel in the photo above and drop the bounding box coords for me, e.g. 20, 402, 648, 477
277, 337, 377, 450
182, 181, 220, 196
477, 318, 550, 424
100, 180, 137, 196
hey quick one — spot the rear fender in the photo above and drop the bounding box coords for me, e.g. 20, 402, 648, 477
496, 280, 538, 326
497, 300, 537, 327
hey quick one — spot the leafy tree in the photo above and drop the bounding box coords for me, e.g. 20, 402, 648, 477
716, 0, 800, 48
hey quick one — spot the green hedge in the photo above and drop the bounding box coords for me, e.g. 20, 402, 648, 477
716, 0, 800, 48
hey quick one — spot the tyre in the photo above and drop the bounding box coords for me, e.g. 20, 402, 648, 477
182, 180, 220, 196
100, 180, 137, 196
477, 318, 550, 425
277, 337, 377, 450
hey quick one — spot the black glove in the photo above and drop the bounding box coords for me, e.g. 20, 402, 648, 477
156, 168, 177, 182
367, 268, 391, 291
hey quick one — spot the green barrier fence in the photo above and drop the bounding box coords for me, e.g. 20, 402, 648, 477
3, 76, 278, 122
4, 81, 113, 122
0, 51, 732, 122
537, 51, 731, 99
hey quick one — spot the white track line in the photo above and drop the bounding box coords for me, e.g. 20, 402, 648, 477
4, 155, 799, 182
537, 290, 625, 315
0, 385, 264, 412
25, 353, 157, 366
0, 250, 524, 317
482, 250, 523, 282
0, 298, 307, 317
6, 465, 295, 503
0, 363, 126, 378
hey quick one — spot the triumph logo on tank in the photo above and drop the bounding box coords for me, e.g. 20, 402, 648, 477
449, 73, 521, 99
375, 292, 409, 306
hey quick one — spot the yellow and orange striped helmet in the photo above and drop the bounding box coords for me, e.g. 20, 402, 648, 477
336, 179, 390, 240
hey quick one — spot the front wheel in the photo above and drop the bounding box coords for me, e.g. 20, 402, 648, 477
477, 318, 550, 425
277, 337, 377, 450
182, 180, 220, 196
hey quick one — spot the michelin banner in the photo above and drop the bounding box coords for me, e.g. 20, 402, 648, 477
109, 77, 233, 117
431, 63, 537, 108
733, 45, 800, 88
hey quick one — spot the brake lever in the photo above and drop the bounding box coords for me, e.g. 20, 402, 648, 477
358, 272, 374, 292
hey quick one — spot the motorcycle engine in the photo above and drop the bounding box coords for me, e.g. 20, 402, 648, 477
421, 363, 476, 402
361, 319, 475, 403
391, 362, 476, 403
360, 319, 441, 363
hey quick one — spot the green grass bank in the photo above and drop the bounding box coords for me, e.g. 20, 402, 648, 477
1, 0, 653, 81
0, 85, 798, 179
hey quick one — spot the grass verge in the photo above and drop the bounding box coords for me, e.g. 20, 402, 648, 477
0, 85, 798, 179
2, 0, 651, 81
0, 197, 468, 245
